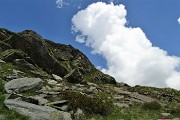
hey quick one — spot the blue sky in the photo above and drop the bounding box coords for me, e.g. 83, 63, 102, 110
0, 0, 180, 89
0, 0, 180, 68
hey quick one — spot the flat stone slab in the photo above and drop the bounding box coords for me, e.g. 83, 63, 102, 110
130, 92, 155, 103
4, 78, 43, 93
4, 99, 72, 120
113, 103, 129, 108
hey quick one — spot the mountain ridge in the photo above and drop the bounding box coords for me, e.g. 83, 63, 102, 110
0, 28, 179, 120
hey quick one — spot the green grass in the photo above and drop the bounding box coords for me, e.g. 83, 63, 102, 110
0, 93, 29, 120
86, 105, 179, 120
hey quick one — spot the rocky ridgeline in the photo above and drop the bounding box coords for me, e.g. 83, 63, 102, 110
0, 28, 179, 120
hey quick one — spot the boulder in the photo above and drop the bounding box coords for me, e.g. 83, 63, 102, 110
130, 92, 155, 103
4, 99, 72, 120
65, 69, 83, 83
4, 78, 43, 93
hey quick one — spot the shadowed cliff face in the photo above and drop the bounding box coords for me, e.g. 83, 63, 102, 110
0, 28, 116, 84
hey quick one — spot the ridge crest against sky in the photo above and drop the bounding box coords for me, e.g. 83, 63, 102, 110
72, 2, 180, 90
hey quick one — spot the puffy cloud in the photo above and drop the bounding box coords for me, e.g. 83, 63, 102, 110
72, 2, 180, 90
178, 17, 180, 24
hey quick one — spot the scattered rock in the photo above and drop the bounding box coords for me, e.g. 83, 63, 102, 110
113, 95, 124, 100
47, 79, 58, 85
4, 99, 72, 120
113, 87, 131, 95
0, 59, 6, 63
130, 92, 155, 103
87, 82, 98, 87
74, 108, 84, 120
4, 78, 43, 93
0, 114, 5, 120
75, 83, 85, 87
13, 69, 24, 75
113, 103, 129, 108
47, 100, 68, 111
52, 74, 62, 81
161, 113, 171, 117
52, 87, 62, 92
85, 86, 98, 94
65, 69, 83, 83
5, 74, 18, 80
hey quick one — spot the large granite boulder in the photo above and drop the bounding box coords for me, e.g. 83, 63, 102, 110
4, 99, 72, 120
4, 78, 43, 93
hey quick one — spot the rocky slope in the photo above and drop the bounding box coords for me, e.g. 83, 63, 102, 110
0, 28, 179, 120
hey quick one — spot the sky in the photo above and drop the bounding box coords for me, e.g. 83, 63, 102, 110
0, 0, 180, 89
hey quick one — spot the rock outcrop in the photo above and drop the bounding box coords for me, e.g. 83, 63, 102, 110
1, 28, 179, 120
4, 99, 72, 120
0, 28, 116, 84
4, 78, 43, 93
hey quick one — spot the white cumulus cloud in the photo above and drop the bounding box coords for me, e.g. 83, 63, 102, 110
178, 17, 180, 24
72, 2, 180, 90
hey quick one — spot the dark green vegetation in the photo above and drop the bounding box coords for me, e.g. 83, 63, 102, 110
60, 90, 113, 115
142, 101, 161, 110
0, 28, 179, 120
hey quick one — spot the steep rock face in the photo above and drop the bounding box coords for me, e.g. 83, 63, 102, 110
7, 30, 68, 77
0, 28, 116, 84
45, 40, 95, 74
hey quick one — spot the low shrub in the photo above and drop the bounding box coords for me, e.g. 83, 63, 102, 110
170, 108, 180, 117
60, 91, 113, 115
142, 101, 161, 110
0, 79, 5, 93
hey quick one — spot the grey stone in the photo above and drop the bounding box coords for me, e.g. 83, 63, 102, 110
130, 92, 155, 103
113, 95, 124, 100
113, 87, 131, 95
47, 79, 58, 85
47, 100, 68, 106
74, 108, 84, 120
113, 103, 129, 108
0, 59, 6, 63
29, 96, 49, 105
86, 86, 98, 94
13, 69, 24, 75
75, 84, 84, 87
4, 78, 43, 93
6, 74, 18, 80
4, 99, 72, 120
71, 86, 77, 90
87, 82, 98, 87
52, 87, 62, 92
0, 114, 5, 120
52, 74, 62, 81
161, 113, 171, 117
